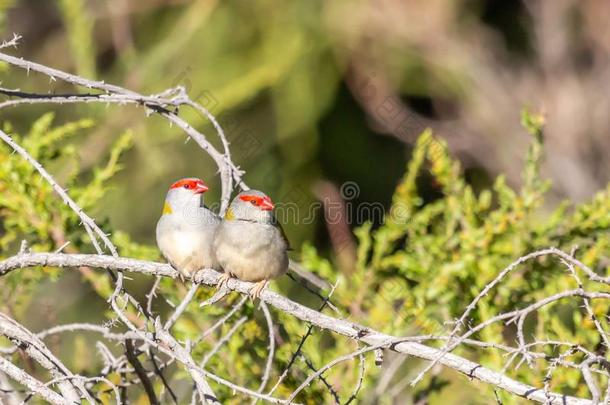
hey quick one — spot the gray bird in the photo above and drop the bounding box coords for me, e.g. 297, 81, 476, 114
213, 190, 289, 298
156, 178, 220, 280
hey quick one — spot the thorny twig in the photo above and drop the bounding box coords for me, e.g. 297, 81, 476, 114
0, 252, 600, 404
0, 35, 608, 405
412, 247, 610, 388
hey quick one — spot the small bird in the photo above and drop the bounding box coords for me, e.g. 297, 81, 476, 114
213, 190, 289, 298
156, 178, 220, 280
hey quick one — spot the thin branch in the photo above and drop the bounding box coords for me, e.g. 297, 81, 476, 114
195, 295, 248, 345
0, 36, 606, 405
124, 339, 158, 405
268, 282, 339, 396
164, 283, 199, 330
255, 302, 275, 398
299, 355, 341, 403
146, 276, 162, 316
148, 347, 178, 405
343, 353, 365, 405
0, 313, 89, 403
68, 306, 285, 404
561, 255, 610, 349
0, 357, 64, 405
200, 316, 248, 368
286, 342, 390, 403
0, 33, 21, 50
0, 129, 115, 256
414, 247, 610, 386
0, 46, 243, 210
0, 252, 594, 405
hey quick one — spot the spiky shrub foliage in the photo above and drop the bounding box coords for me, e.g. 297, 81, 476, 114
301, 110, 610, 403
1, 110, 610, 403
0, 113, 328, 403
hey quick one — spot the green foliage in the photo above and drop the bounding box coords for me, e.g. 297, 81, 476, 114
2, 109, 610, 403
2, 2, 345, 250
0, 113, 334, 403
301, 109, 610, 403
2, 2, 609, 403
0, 0, 14, 33
0, 113, 134, 310
57, 0, 96, 78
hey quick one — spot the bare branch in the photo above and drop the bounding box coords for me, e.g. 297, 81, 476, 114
0, 45, 243, 213
200, 316, 248, 368
0, 313, 91, 403
414, 247, 610, 386
0, 35, 606, 405
268, 281, 339, 396
164, 283, 199, 330
0, 251, 595, 404
255, 302, 275, 397
0, 129, 115, 256
0, 357, 64, 405
195, 295, 248, 345
0, 33, 21, 50
125, 339, 159, 405
287, 342, 388, 403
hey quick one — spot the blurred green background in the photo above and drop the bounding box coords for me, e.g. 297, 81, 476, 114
3, 1, 610, 403
4, 0, 610, 250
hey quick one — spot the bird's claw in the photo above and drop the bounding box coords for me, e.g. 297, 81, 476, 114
249, 280, 268, 300
217, 273, 232, 291
170, 265, 187, 283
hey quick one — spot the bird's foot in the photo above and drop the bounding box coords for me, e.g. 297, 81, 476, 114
249, 280, 268, 300
173, 267, 187, 283
217, 272, 233, 291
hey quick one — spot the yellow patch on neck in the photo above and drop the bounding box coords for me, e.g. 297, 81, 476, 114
224, 207, 235, 220
162, 201, 173, 215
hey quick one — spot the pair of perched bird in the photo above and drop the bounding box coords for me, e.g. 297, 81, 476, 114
155, 178, 289, 298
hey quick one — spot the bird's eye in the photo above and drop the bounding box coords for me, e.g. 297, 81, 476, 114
184, 184, 191, 189
250, 200, 257, 205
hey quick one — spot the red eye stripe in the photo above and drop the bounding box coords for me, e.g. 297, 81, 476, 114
239, 195, 263, 205
169, 178, 207, 191
239, 194, 274, 210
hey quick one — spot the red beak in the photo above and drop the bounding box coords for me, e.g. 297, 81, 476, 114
194, 183, 209, 194
260, 197, 274, 211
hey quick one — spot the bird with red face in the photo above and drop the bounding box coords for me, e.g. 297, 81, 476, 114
156, 178, 220, 280
213, 189, 289, 298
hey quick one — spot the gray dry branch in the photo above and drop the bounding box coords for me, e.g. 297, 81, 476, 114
0, 252, 601, 405
0, 35, 606, 405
